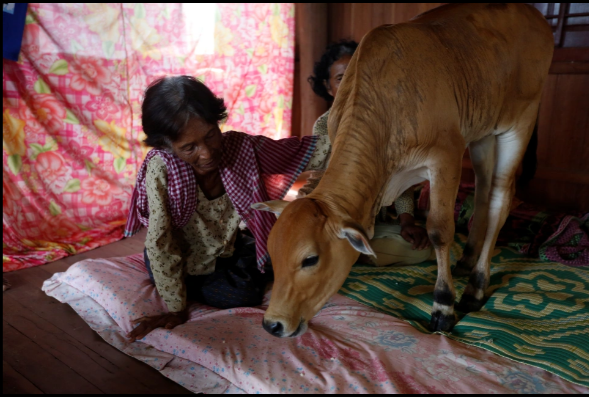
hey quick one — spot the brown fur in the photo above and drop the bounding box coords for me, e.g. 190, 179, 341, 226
257, 3, 553, 336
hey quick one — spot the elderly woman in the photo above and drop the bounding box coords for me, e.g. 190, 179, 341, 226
125, 76, 328, 341
300, 40, 431, 264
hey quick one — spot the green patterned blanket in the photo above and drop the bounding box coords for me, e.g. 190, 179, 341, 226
340, 233, 589, 387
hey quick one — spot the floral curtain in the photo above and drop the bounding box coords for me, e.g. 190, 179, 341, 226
3, 3, 295, 272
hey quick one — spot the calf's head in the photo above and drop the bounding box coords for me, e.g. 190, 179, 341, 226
252, 198, 374, 338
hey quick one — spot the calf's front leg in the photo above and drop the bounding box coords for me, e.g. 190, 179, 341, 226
426, 146, 463, 332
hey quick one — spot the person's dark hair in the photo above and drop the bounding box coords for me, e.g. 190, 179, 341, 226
308, 39, 358, 102
141, 75, 227, 148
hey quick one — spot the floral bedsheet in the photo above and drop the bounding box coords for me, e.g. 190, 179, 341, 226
4, 3, 294, 271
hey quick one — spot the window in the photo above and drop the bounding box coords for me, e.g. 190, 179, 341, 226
528, 3, 589, 48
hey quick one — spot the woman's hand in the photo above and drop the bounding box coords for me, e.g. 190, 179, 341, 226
127, 310, 189, 342
399, 213, 430, 250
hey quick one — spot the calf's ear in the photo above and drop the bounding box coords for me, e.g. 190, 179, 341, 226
338, 222, 375, 256
251, 200, 290, 217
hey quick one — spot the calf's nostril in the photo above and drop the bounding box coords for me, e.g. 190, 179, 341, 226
271, 322, 283, 335
263, 320, 284, 337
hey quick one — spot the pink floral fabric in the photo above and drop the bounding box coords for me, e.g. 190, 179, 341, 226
3, 3, 295, 271
42, 254, 588, 394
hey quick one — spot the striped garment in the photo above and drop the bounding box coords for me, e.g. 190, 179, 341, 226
125, 131, 318, 272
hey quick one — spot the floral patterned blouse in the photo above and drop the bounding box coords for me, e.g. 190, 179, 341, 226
145, 143, 329, 313
298, 110, 415, 217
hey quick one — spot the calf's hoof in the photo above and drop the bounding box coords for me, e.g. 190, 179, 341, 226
430, 310, 456, 332
455, 293, 485, 313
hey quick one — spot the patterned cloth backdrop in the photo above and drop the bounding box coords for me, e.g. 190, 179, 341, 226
3, 3, 295, 272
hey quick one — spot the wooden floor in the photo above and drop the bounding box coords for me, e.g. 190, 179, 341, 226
2, 229, 193, 394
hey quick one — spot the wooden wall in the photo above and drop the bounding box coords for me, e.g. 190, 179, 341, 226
518, 48, 589, 212
293, 3, 589, 212
293, 4, 329, 143
327, 3, 444, 42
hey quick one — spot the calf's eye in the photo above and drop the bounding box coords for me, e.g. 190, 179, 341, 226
302, 255, 319, 268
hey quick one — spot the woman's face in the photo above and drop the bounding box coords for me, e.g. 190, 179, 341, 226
170, 117, 223, 176
324, 54, 352, 100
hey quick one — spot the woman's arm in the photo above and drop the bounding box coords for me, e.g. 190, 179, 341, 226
303, 110, 331, 173
394, 188, 415, 218
395, 187, 430, 250
304, 133, 331, 172
128, 157, 188, 341
297, 111, 332, 198
144, 157, 186, 312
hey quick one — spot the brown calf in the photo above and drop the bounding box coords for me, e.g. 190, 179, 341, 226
254, 3, 553, 337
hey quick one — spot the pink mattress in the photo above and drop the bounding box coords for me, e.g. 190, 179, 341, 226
42, 253, 588, 394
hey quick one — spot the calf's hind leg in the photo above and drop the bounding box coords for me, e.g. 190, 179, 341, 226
426, 145, 463, 332
453, 135, 496, 277
456, 125, 534, 313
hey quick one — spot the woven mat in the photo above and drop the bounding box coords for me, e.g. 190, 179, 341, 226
339, 233, 589, 387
